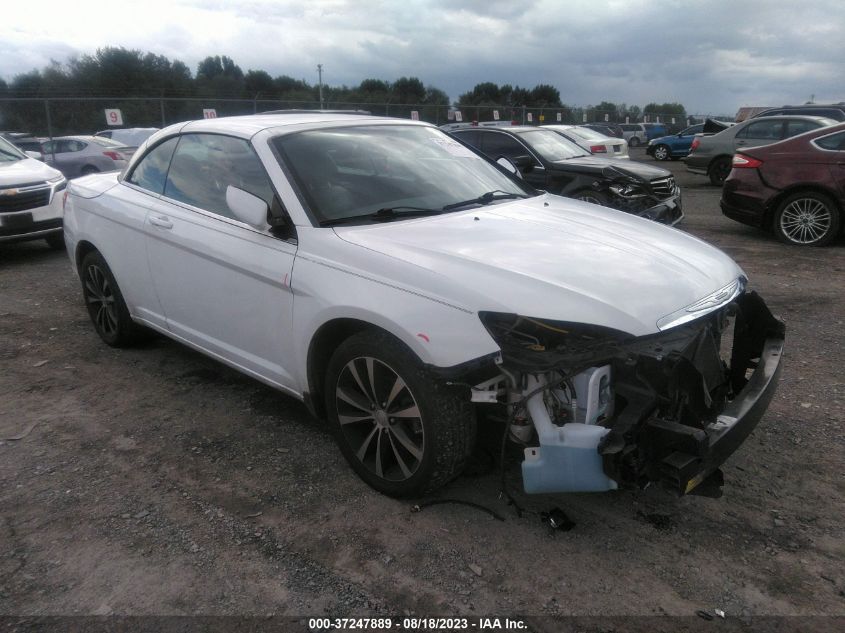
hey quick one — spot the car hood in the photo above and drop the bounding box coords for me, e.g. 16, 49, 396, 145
332, 195, 744, 336
549, 156, 670, 181
0, 157, 62, 187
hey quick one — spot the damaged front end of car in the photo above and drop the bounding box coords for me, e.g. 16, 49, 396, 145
470, 281, 784, 497
600, 165, 684, 225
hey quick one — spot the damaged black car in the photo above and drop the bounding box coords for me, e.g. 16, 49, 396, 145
448, 125, 683, 225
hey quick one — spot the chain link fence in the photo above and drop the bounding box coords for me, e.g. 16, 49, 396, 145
0, 97, 733, 139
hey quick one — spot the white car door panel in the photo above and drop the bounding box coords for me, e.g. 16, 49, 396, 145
146, 198, 297, 389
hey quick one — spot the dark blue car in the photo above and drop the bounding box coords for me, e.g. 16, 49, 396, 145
646, 124, 705, 161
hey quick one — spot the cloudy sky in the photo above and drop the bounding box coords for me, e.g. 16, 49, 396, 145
2, 0, 844, 115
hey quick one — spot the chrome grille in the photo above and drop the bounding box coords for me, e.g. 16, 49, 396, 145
0, 183, 51, 214
649, 176, 676, 199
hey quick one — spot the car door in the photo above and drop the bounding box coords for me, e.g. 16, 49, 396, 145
101, 136, 181, 330
145, 132, 298, 390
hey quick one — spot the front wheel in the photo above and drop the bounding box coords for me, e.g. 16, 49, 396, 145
652, 144, 670, 161
325, 330, 475, 497
708, 157, 731, 186
774, 191, 841, 246
80, 251, 147, 347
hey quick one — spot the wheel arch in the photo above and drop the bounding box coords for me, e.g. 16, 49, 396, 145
74, 239, 99, 271
305, 318, 417, 420
765, 184, 843, 232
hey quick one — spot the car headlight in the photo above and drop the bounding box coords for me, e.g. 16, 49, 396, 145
48, 175, 67, 192
609, 182, 646, 198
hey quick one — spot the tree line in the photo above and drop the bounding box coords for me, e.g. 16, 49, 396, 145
0, 47, 688, 134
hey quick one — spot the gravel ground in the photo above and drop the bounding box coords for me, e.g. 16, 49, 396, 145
1, 150, 844, 621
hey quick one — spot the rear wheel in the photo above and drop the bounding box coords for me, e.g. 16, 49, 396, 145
325, 330, 475, 497
708, 156, 731, 186
80, 251, 146, 346
80, 166, 99, 176
773, 191, 841, 246
629, 136, 640, 147
653, 144, 670, 161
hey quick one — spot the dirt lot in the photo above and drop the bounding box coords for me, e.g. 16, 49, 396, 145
1, 150, 844, 624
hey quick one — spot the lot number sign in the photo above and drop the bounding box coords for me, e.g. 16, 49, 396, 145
104, 109, 123, 126
203, 109, 218, 119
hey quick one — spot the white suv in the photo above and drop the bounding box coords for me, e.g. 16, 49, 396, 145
0, 135, 67, 249
619, 123, 647, 147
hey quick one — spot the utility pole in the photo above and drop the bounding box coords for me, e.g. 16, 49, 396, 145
317, 64, 324, 109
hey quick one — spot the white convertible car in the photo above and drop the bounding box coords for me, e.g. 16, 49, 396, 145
63, 112, 784, 499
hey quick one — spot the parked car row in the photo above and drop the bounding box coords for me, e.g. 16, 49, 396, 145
59, 111, 784, 500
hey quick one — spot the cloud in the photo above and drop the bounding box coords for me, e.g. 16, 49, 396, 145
1, 0, 843, 113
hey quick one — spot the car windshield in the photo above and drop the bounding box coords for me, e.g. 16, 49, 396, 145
0, 136, 26, 162
567, 127, 610, 141
513, 129, 590, 160
273, 124, 534, 225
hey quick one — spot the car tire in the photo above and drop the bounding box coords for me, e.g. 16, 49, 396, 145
653, 145, 670, 161
574, 190, 609, 206
324, 329, 476, 498
773, 191, 841, 247
44, 232, 65, 250
629, 137, 640, 147
80, 166, 100, 176
79, 251, 147, 347
708, 157, 731, 186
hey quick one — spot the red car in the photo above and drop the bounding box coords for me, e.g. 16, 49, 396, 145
721, 122, 845, 246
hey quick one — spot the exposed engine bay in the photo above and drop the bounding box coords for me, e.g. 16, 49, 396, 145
470, 291, 785, 496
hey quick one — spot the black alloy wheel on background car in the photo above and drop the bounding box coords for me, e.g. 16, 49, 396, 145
325, 330, 476, 498
708, 157, 732, 186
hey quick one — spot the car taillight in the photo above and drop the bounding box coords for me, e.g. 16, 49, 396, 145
732, 153, 763, 168
590, 145, 607, 153
102, 151, 124, 160
690, 137, 701, 152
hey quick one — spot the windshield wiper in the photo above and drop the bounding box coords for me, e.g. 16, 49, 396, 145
319, 206, 444, 226
441, 190, 529, 211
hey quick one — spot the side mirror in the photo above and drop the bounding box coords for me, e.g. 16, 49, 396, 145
226, 186, 268, 229
496, 156, 523, 179
25, 150, 43, 160
512, 154, 535, 173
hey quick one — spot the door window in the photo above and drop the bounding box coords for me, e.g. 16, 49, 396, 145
815, 131, 845, 151
736, 120, 784, 140
479, 132, 529, 159
163, 134, 275, 220
126, 137, 179, 194
785, 119, 823, 137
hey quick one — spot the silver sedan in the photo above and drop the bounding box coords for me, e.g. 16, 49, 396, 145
543, 124, 629, 159
41, 136, 131, 178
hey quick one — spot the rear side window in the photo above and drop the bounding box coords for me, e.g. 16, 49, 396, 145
737, 120, 784, 140
164, 133, 275, 220
786, 120, 823, 137
815, 131, 845, 151
127, 137, 179, 194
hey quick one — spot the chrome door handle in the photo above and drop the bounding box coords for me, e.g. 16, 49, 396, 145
149, 215, 173, 229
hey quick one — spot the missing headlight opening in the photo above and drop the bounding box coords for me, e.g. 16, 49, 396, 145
472, 291, 785, 497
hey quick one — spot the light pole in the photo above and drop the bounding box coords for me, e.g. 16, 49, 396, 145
317, 64, 324, 109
